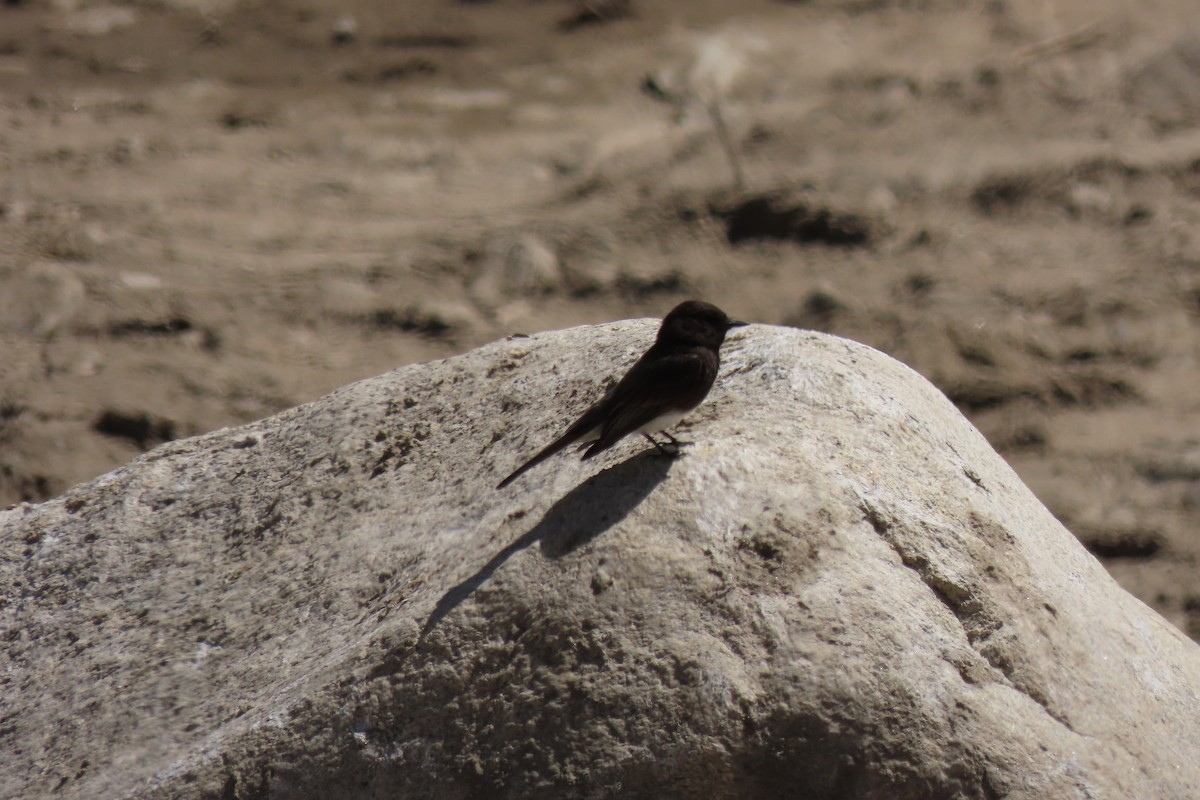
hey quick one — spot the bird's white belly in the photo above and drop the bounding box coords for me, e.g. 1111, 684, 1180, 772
636, 408, 688, 434
575, 408, 691, 445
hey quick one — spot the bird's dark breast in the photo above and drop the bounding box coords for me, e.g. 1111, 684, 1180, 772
584, 344, 719, 454
665, 346, 719, 409
603, 343, 718, 418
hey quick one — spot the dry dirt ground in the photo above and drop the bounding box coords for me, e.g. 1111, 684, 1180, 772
2, 0, 1198, 641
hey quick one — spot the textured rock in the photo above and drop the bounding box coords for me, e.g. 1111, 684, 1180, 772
2, 321, 1199, 800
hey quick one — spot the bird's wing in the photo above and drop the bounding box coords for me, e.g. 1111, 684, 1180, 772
582, 350, 711, 459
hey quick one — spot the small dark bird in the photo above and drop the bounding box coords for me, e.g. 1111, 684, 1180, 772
496, 300, 747, 489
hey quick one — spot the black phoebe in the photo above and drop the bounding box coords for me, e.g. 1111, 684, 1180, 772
496, 300, 747, 489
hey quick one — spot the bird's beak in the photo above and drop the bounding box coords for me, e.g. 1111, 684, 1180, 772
727, 319, 749, 329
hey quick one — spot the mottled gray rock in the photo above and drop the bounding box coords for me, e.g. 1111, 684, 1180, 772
2, 321, 1199, 800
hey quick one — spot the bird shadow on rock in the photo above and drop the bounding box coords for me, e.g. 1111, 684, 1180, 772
421, 450, 676, 636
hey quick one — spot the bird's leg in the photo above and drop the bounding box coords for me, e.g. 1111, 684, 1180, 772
643, 433, 680, 457
659, 430, 694, 450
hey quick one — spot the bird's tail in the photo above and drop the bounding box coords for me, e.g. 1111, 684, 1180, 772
496, 400, 608, 489
496, 431, 579, 489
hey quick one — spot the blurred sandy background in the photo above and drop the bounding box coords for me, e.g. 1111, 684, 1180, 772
1, 0, 1198, 639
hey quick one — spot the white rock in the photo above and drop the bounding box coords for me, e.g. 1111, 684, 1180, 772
118, 272, 164, 291
1, 322, 1198, 800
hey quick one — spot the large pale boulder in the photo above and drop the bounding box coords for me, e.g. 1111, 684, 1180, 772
2, 320, 1198, 800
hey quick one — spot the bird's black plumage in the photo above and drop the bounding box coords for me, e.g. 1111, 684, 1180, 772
496, 300, 746, 489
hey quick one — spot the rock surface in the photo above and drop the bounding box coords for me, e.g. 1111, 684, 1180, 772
2, 321, 1198, 800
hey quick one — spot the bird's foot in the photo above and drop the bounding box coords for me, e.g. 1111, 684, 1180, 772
643, 433, 686, 458
658, 431, 695, 449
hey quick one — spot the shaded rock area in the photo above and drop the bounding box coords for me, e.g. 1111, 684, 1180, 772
2, 322, 1198, 800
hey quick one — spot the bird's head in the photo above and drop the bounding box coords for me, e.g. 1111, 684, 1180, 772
658, 300, 747, 348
